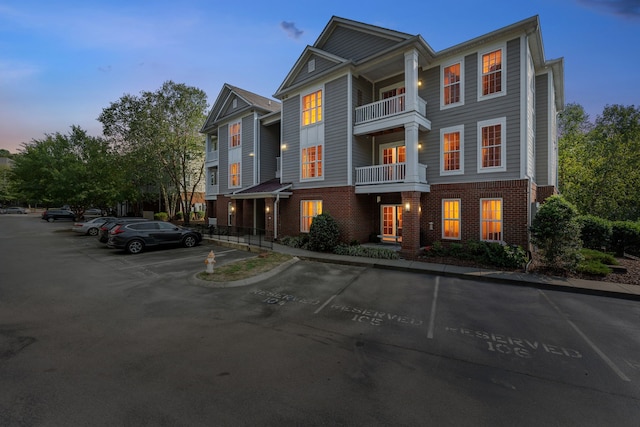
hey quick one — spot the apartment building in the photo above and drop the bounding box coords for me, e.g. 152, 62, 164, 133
201, 15, 564, 258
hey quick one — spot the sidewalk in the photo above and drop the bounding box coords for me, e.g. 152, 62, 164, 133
269, 243, 640, 301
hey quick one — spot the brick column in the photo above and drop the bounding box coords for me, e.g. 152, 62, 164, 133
400, 191, 421, 260
265, 199, 275, 241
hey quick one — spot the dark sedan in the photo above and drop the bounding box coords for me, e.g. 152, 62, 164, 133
41, 209, 76, 222
107, 221, 202, 254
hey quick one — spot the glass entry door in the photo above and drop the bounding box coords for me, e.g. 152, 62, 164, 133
381, 205, 403, 243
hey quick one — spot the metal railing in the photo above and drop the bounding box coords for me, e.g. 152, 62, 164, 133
188, 224, 273, 249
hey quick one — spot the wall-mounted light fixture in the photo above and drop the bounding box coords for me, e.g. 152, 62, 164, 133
418, 80, 423, 87
249, 152, 255, 157
281, 144, 287, 150
404, 202, 411, 212
418, 143, 423, 150
266, 206, 270, 213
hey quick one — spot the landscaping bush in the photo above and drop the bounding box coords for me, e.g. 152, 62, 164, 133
308, 213, 340, 252
576, 248, 618, 276
333, 244, 399, 260
421, 240, 528, 269
611, 221, 640, 256
577, 215, 612, 250
175, 211, 183, 220
154, 212, 169, 221
530, 195, 583, 271
196, 210, 205, 220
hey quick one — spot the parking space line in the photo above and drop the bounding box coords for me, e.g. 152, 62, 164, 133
540, 290, 630, 382
427, 277, 440, 339
117, 249, 236, 269
313, 267, 367, 315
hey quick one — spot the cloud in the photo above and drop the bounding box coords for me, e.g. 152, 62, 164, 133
280, 21, 303, 39
579, 0, 640, 18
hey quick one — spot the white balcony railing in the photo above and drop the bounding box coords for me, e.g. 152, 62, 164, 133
354, 95, 427, 125
206, 150, 218, 163
355, 163, 428, 186
206, 184, 219, 197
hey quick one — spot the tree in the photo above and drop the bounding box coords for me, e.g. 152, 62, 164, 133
530, 195, 582, 272
99, 81, 208, 224
558, 103, 640, 221
10, 126, 123, 214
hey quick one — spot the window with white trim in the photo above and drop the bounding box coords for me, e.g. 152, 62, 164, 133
442, 199, 461, 240
480, 198, 502, 242
229, 162, 240, 188
477, 117, 506, 172
441, 59, 464, 108
300, 88, 324, 180
301, 200, 322, 232
478, 45, 506, 100
229, 121, 241, 148
302, 90, 322, 126
440, 125, 464, 175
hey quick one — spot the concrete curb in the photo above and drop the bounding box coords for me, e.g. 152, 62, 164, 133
189, 256, 300, 288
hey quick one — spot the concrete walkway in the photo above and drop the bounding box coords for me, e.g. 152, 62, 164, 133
268, 243, 640, 301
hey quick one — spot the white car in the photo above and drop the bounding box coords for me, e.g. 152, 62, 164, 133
3, 207, 28, 214
71, 216, 117, 236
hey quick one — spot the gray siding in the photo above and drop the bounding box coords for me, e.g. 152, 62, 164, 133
220, 95, 250, 120
291, 54, 338, 87
281, 96, 300, 184
535, 73, 550, 186
322, 26, 400, 61
218, 124, 229, 193
241, 115, 254, 187
321, 76, 349, 187
422, 37, 523, 185
259, 122, 280, 182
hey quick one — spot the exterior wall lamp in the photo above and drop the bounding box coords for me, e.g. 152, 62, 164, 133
266, 206, 270, 213
404, 202, 411, 212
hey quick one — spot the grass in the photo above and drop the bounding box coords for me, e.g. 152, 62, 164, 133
196, 251, 293, 282
576, 248, 618, 276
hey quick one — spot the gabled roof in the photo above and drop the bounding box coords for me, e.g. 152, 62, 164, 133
314, 16, 415, 48
201, 84, 280, 133
227, 179, 293, 199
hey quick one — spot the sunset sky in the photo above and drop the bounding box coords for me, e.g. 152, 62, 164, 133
1, 0, 638, 152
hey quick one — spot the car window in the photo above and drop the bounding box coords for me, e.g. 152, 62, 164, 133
156, 222, 178, 230
129, 223, 159, 230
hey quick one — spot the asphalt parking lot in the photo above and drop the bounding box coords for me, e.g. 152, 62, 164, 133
1, 214, 639, 426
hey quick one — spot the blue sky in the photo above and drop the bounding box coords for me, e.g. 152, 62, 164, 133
1, 0, 639, 152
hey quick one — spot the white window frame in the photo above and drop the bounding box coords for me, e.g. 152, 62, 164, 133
301, 200, 322, 233
442, 199, 461, 240
300, 86, 324, 182
477, 43, 506, 101
477, 117, 507, 173
440, 58, 464, 109
229, 120, 241, 148
228, 161, 241, 189
440, 125, 464, 176
480, 198, 503, 242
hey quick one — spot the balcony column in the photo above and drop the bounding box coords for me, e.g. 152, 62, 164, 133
400, 191, 421, 260
404, 49, 419, 112
404, 122, 420, 183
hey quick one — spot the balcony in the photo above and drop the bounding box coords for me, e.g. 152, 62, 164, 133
206, 150, 219, 163
205, 184, 219, 199
354, 95, 429, 135
355, 163, 428, 187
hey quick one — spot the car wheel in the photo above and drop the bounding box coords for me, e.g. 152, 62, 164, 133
47, 217, 55, 222
126, 239, 144, 254
182, 235, 197, 248
87, 227, 99, 236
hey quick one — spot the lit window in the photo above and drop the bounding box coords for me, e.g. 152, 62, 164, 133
229, 121, 241, 148
440, 125, 464, 175
229, 162, 240, 187
301, 200, 322, 232
442, 199, 461, 240
478, 118, 506, 172
480, 47, 504, 98
302, 90, 322, 126
481, 199, 502, 242
302, 145, 322, 178
443, 62, 462, 106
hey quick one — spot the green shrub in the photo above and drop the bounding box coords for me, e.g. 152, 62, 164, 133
581, 248, 618, 266
333, 244, 399, 260
421, 240, 527, 269
577, 215, 612, 250
308, 213, 340, 252
154, 212, 169, 221
530, 195, 583, 271
196, 210, 205, 219
175, 211, 183, 220
279, 234, 309, 249
611, 221, 640, 256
